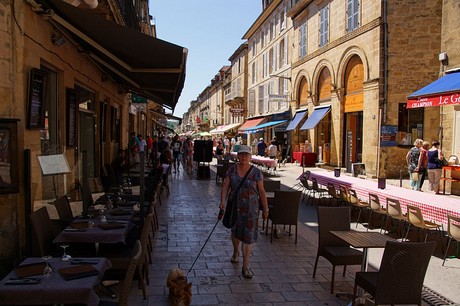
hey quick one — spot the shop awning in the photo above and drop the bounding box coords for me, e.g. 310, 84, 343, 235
37, 0, 187, 111
210, 125, 228, 134
219, 122, 242, 133
238, 118, 266, 132
149, 109, 182, 124
243, 120, 288, 132
285, 110, 307, 131
300, 106, 331, 130
407, 71, 460, 108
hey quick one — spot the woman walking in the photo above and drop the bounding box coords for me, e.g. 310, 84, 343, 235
219, 145, 268, 279
427, 140, 444, 194
406, 139, 423, 190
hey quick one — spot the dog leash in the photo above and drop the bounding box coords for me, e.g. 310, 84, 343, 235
187, 209, 224, 275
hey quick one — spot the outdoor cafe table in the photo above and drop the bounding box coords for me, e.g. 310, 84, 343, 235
330, 231, 394, 271
53, 217, 134, 245
308, 169, 460, 226
0, 257, 111, 305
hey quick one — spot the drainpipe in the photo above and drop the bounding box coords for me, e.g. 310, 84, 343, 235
378, 0, 389, 178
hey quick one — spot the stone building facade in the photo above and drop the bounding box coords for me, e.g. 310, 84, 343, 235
0, 0, 186, 275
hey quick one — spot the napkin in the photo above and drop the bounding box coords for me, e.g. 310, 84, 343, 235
5, 277, 41, 285
59, 264, 99, 280
98, 223, 125, 230
70, 258, 99, 265
14, 262, 46, 278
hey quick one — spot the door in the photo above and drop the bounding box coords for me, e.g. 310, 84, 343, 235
80, 111, 96, 178
344, 112, 363, 172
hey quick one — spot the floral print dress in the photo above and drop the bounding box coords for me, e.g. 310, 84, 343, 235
226, 164, 263, 244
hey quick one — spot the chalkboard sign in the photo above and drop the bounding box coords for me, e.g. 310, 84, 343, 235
27, 68, 46, 129
66, 88, 77, 147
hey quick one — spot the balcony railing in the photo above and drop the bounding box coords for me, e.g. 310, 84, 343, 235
115, 0, 141, 31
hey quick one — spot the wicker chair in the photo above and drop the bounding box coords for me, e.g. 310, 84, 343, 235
313, 207, 363, 293
352, 240, 436, 306
348, 188, 370, 228
367, 193, 387, 233
443, 215, 460, 266
338, 185, 350, 206
99, 240, 142, 306
266, 190, 302, 244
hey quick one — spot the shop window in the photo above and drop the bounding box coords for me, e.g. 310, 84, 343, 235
397, 103, 424, 146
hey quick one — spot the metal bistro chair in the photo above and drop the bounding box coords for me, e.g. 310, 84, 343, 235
310, 177, 328, 205
352, 240, 436, 306
443, 215, 460, 266
367, 193, 387, 233
405, 205, 444, 253
326, 182, 341, 206
338, 185, 350, 206
348, 188, 370, 228
385, 198, 408, 239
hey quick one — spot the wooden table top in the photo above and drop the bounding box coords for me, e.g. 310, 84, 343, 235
330, 231, 394, 248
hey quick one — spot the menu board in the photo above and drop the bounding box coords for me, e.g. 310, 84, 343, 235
66, 88, 77, 147
27, 68, 46, 129
37, 154, 70, 175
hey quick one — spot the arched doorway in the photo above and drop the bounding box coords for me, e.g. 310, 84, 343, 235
343, 55, 364, 172
316, 67, 332, 164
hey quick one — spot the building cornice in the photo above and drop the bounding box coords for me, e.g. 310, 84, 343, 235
243, 0, 282, 39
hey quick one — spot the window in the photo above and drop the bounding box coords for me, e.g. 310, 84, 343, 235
249, 89, 255, 116
261, 29, 265, 48
252, 40, 256, 56
269, 48, 274, 75
270, 21, 275, 41
398, 103, 424, 146
347, 0, 359, 32
299, 22, 307, 59
258, 85, 265, 114
319, 5, 329, 47
280, 8, 286, 31
252, 62, 257, 84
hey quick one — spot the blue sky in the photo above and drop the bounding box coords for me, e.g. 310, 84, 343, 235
149, 1, 262, 118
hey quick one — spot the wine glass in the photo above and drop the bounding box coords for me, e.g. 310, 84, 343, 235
100, 205, 107, 223
42, 255, 53, 277
60, 244, 71, 262
87, 214, 95, 229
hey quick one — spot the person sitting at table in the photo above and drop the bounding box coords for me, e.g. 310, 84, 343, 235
257, 138, 267, 157
304, 140, 312, 153
427, 140, 444, 194
160, 148, 172, 176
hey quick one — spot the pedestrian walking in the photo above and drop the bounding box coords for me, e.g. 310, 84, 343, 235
219, 145, 268, 279
406, 138, 423, 190
427, 140, 444, 194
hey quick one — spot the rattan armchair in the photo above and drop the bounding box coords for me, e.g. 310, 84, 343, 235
313, 206, 363, 293
352, 240, 436, 306
311, 177, 328, 205
266, 190, 302, 244
99, 240, 142, 306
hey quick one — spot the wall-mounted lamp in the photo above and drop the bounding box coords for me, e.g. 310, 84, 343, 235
51, 33, 66, 46
270, 74, 291, 82
439, 52, 448, 66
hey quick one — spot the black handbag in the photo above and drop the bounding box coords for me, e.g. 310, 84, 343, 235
222, 166, 253, 229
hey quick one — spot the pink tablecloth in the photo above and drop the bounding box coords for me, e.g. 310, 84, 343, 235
230, 152, 277, 168
308, 169, 460, 226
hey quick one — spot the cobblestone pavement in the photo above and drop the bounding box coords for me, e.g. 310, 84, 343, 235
128, 162, 460, 306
